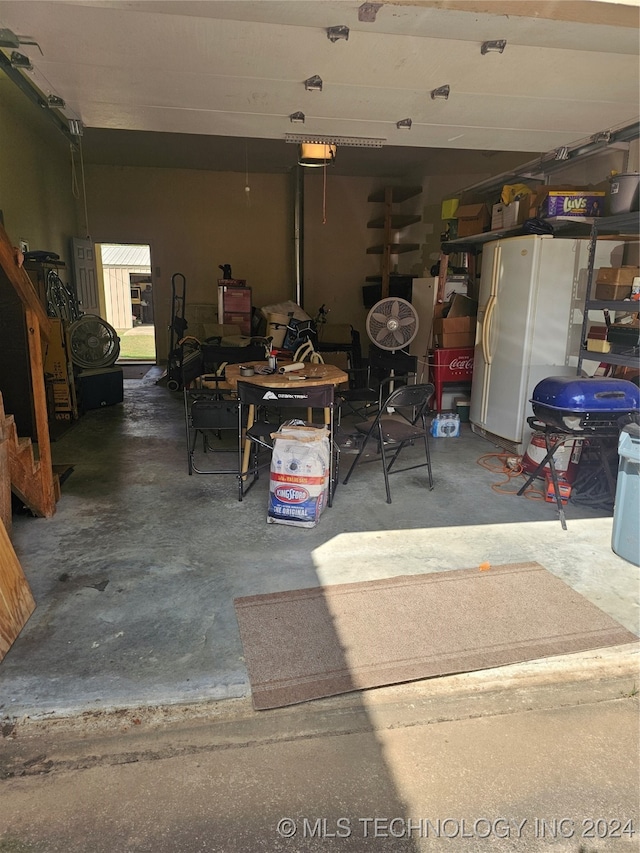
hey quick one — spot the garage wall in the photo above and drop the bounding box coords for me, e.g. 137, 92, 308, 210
84, 164, 294, 361
303, 173, 380, 341
302, 169, 523, 345
0, 71, 79, 261
3, 71, 636, 364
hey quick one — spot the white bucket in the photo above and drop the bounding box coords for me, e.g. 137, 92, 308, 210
521, 432, 582, 483
608, 173, 640, 215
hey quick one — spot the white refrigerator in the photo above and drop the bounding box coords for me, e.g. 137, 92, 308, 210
469, 234, 613, 454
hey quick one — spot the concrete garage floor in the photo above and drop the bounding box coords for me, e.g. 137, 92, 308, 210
1, 368, 638, 720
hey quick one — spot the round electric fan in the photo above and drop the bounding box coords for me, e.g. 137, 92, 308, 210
69, 315, 120, 369
365, 297, 419, 351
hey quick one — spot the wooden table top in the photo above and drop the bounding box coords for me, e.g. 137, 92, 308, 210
224, 361, 349, 390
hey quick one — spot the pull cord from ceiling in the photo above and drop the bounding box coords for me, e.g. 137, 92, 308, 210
244, 142, 251, 207
322, 158, 327, 225
70, 143, 79, 200
69, 137, 91, 239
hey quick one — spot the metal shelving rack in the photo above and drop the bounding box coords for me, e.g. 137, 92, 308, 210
577, 211, 640, 374
441, 216, 596, 252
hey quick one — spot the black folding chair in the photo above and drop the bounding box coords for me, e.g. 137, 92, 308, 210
342, 382, 435, 504
184, 388, 244, 500
338, 345, 417, 421
237, 381, 338, 506
199, 343, 268, 394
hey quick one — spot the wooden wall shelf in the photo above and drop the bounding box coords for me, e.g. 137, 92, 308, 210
367, 186, 422, 298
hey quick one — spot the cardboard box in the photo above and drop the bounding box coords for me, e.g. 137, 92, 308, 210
595, 282, 633, 300
540, 190, 605, 218
455, 203, 491, 237
441, 198, 459, 220
527, 185, 586, 218
222, 312, 252, 335
432, 294, 477, 348
491, 203, 506, 230
448, 293, 478, 318
43, 318, 76, 415
443, 275, 468, 302
586, 339, 611, 353
491, 200, 527, 230
545, 474, 572, 504
596, 266, 640, 285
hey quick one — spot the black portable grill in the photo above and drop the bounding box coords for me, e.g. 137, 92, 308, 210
519, 376, 640, 530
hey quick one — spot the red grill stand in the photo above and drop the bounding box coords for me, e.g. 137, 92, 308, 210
428, 347, 474, 411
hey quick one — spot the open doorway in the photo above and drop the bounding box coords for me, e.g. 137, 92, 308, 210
97, 243, 156, 363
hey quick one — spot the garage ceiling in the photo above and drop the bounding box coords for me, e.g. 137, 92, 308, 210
1, 0, 639, 177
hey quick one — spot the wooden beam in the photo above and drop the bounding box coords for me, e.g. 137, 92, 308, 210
0, 515, 35, 663
381, 186, 393, 300
0, 436, 9, 535
25, 308, 56, 518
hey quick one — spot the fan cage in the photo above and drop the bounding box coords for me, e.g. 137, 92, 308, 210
69, 315, 121, 369
365, 297, 419, 351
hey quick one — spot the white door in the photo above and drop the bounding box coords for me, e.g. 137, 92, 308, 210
70, 237, 100, 315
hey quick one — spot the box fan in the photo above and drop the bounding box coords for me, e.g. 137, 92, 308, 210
68, 315, 121, 369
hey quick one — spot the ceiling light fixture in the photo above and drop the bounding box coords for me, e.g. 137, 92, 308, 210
358, 3, 382, 22
298, 142, 337, 168
286, 133, 384, 148
430, 84, 450, 100
326, 25, 349, 42
304, 75, 323, 92
10, 51, 33, 70
396, 118, 412, 130
68, 119, 83, 137
481, 39, 506, 54
289, 111, 305, 123
47, 94, 66, 109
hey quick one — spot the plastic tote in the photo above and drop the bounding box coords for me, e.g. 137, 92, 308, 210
611, 423, 640, 567
608, 172, 640, 215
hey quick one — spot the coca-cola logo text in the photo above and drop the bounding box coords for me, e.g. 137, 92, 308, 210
448, 357, 474, 371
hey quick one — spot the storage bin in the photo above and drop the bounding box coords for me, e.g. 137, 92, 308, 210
608, 173, 640, 215
76, 367, 124, 412
454, 396, 470, 422
611, 423, 640, 566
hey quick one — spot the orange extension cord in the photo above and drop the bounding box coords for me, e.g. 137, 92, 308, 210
476, 452, 545, 501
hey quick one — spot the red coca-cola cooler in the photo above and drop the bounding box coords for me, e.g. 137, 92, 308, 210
429, 347, 474, 411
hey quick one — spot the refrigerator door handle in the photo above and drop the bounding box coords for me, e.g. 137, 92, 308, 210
482, 295, 497, 364
481, 243, 501, 365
